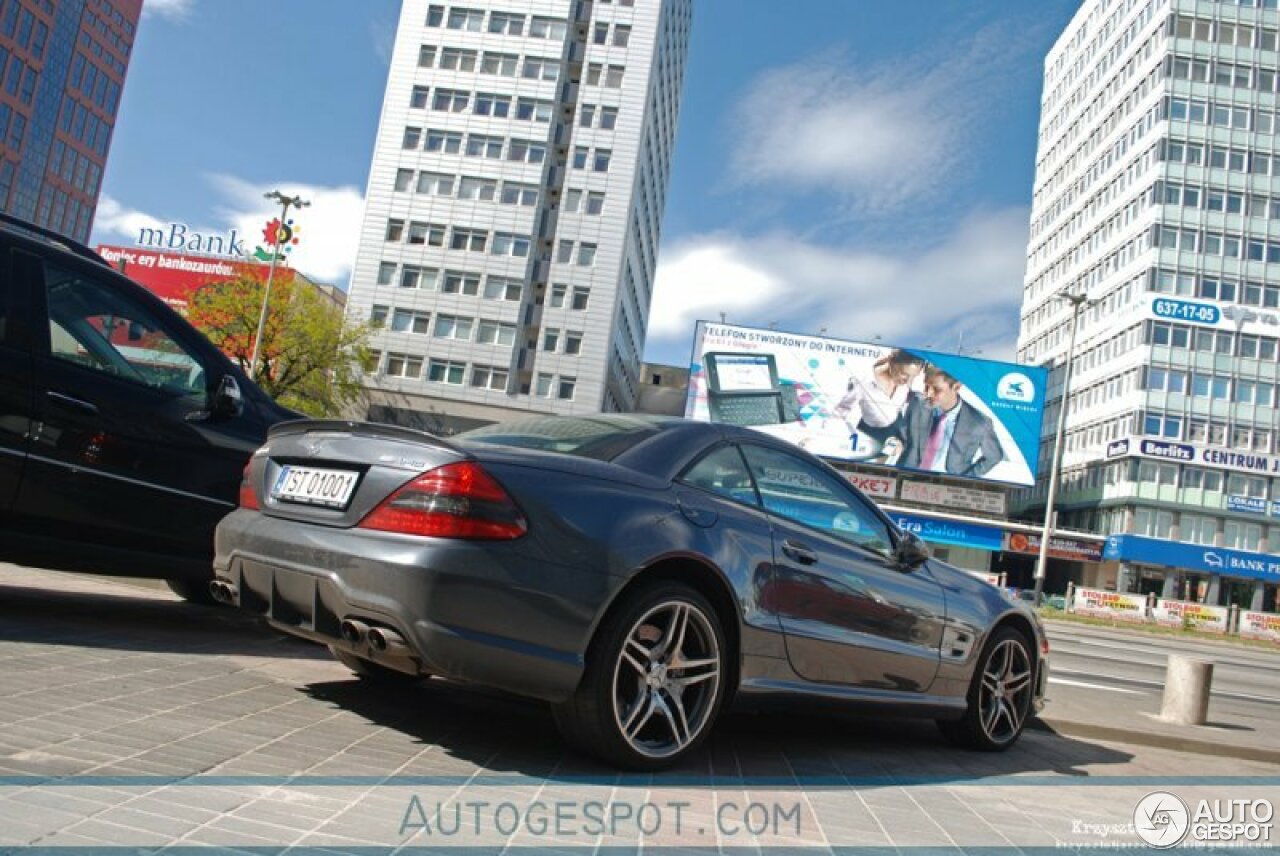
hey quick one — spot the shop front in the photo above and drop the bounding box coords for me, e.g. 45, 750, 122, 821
1103, 534, 1280, 611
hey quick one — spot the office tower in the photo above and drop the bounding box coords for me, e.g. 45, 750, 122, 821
1017, 0, 1280, 612
347, 0, 692, 429
0, 0, 140, 242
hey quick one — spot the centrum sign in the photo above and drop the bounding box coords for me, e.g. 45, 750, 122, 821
1108, 435, 1280, 476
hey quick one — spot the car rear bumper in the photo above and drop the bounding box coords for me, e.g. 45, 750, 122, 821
214, 509, 611, 702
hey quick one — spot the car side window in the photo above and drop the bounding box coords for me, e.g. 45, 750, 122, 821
740, 444, 893, 557
678, 444, 760, 507
42, 263, 207, 400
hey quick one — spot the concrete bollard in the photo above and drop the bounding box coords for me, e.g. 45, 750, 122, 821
1160, 655, 1213, 725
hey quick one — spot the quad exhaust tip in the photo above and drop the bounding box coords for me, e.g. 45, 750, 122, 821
368, 626, 409, 655
339, 619, 370, 645
208, 580, 238, 604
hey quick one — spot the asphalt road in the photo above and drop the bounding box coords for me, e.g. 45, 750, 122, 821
1042, 621, 1280, 752
1046, 622, 1280, 705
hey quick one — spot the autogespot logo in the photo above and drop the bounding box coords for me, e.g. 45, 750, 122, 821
1134, 792, 1190, 848
996, 372, 1035, 403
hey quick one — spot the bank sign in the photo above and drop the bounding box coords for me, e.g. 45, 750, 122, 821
1104, 534, 1280, 581
135, 218, 301, 264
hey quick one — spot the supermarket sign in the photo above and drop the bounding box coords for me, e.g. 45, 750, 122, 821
844, 473, 896, 500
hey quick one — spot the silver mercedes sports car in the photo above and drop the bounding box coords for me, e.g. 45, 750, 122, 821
213, 414, 1047, 769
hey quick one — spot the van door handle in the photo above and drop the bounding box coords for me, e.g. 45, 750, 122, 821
47, 391, 99, 416
781, 539, 818, 565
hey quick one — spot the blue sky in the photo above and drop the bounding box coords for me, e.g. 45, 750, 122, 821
94, 0, 1083, 366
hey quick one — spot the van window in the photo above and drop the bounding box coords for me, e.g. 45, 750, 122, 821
43, 264, 206, 399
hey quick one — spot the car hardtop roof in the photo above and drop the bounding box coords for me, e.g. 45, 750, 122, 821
0, 213, 112, 269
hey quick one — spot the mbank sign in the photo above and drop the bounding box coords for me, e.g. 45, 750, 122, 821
137, 223, 246, 258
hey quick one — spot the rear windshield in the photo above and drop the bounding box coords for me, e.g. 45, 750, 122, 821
455, 415, 668, 461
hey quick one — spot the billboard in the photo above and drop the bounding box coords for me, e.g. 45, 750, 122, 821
96, 245, 294, 312
684, 322, 1048, 487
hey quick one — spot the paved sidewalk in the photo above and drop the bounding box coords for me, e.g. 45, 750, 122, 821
1039, 618, 1280, 763
1, 564, 1278, 852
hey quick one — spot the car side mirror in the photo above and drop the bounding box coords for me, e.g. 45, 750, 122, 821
211, 374, 243, 419
895, 530, 930, 569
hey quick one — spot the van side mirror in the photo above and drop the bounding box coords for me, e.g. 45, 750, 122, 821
212, 375, 243, 419
895, 530, 930, 569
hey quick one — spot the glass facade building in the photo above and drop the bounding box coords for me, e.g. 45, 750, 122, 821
346, 0, 692, 430
0, 0, 139, 243
1016, 0, 1280, 611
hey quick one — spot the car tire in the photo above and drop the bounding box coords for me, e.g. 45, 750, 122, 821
937, 626, 1035, 752
165, 578, 217, 605
329, 646, 423, 685
553, 581, 728, 770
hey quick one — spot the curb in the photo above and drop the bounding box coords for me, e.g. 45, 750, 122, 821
1034, 717, 1280, 765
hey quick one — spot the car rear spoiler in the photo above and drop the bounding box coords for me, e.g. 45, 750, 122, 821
267, 419, 465, 453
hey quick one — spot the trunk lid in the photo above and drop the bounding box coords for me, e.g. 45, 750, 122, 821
249, 420, 468, 528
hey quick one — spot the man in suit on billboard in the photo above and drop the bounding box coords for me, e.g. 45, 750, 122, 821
899, 366, 1005, 478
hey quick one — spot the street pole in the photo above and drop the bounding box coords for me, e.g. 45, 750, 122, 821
1033, 291, 1090, 605
249, 191, 310, 381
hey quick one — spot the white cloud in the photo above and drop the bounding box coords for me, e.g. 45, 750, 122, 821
94, 195, 167, 240
648, 207, 1030, 365
206, 174, 365, 285
91, 177, 365, 287
728, 31, 1026, 213
142, 0, 193, 20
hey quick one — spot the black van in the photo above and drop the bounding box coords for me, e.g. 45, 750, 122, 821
0, 214, 294, 601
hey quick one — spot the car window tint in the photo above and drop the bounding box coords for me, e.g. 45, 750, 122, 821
740, 444, 892, 556
679, 445, 759, 506
0, 252, 7, 343
43, 263, 206, 400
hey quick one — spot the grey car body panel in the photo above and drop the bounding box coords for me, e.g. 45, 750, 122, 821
215, 416, 1047, 718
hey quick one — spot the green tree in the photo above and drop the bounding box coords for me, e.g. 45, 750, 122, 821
187, 271, 373, 417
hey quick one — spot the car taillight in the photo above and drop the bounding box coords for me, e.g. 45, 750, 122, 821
239, 462, 260, 510
358, 461, 527, 540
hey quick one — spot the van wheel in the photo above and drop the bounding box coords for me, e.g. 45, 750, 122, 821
553, 582, 727, 770
329, 646, 423, 685
166, 578, 216, 605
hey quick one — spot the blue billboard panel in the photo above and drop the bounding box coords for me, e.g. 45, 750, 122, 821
684, 322, 1049, 487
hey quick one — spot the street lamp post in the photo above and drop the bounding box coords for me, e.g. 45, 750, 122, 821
1032, 291, 1091, 605
249, 190, 310, 381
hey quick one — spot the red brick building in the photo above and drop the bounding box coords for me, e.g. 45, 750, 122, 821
0, 0, 141, 242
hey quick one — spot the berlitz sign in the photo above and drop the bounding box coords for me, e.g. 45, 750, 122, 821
137, 223, 246, 257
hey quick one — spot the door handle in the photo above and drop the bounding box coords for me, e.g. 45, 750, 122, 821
47, 391, 99, 416
781, 539, 818, 565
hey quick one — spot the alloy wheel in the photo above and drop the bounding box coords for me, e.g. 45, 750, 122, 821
978, 637, 1033, 745
610, 599, 722, 760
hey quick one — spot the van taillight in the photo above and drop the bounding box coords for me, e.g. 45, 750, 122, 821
239, 462, 260, 510
358, 461, 527, 540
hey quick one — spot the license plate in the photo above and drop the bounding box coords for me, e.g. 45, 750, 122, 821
271, 465, 359, 509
